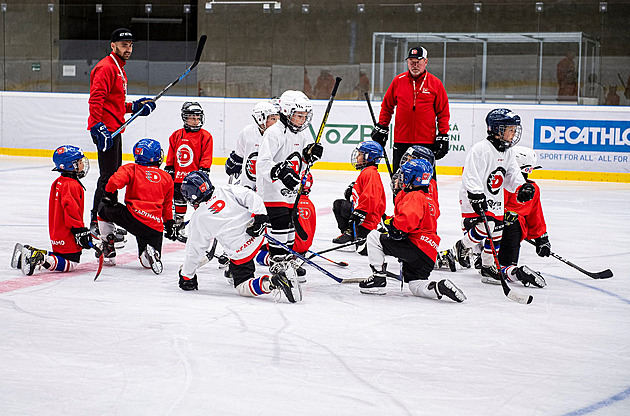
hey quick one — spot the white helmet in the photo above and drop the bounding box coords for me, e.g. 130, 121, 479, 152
278, 90, 313, 133
513, 146, 541, 174
252, 100, 280, 132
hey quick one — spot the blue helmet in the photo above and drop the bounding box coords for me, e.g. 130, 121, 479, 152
400, 145, 435, 169
181, 170, 215, 206
400, 158, 433, 188
133, 138, 163, 166
351, 140, 383, 170
52, 145, 89, 179
485, 108, 522, 152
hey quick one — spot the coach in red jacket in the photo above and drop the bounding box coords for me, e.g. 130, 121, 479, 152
87, 28, 156, 233
371, 46, 450, 171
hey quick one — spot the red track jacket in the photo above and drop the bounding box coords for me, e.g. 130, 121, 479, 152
88, 53, 132, 131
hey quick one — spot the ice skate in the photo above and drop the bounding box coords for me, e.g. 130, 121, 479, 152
179, 274, 198, 291
332, 229, 353, 244
141, 245, 163, 275
102, 234, 117, 266
435, 279, 467, 302
436, 250, 457, 272
217, 252, 230, 269
269, 271, 297, 303
514, 265, 546, 288
269, 254, 302, 302
224, 269, 234, 285
21, 246, 47, 276
453, 240, 472, 268
480, 265, 503, 285
11, 243, 24, 269
359, 265, 387, 295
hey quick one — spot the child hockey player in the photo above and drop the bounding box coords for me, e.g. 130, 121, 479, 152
497, 146, 548, 287
224, 99, 280, 189
256, 90, 322, 272
360, 158, 465, 302
164, 102, 214, 242
97, 138, 174, 274
448, 108, 541, 287
12, 145, 93, 275
332, 140, 386, 255
177, 170, 300, 303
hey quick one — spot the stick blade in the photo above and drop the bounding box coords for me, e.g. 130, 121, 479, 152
194, 34, 207, 62
589, 269, 613, 279
507, 290, 534, 304
94, 254, 104, 281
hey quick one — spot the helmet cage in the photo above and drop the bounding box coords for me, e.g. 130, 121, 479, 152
53, 145, 90, 179
351, 141, 383, 170
181, 102, 205, 132
400, 145, 435, 169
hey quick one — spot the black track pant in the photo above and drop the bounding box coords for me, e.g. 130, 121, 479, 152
91, 134, 123, 223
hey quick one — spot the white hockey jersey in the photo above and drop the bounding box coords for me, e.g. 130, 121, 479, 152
234, 123, 263, 190
256, 121, 312, 207
459, 139, 525, 219
181, 184, 267, 277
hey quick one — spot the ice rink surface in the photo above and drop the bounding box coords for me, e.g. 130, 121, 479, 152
1, 155, 629, 415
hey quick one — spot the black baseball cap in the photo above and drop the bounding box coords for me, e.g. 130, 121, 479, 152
111, 28, 134, 43
406, 46, 428, 60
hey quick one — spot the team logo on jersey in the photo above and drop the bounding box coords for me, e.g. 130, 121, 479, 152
207, 200, 225, 214
146, 170, 161, 183
486, 167, 506, 195
245, 152, 258, 182
298, 206, 311, 220
177, 144, 194, 168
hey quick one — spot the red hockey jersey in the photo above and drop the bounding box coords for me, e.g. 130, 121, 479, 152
87, 53, 131, 131
392, 189, 441, 261
105, 164, 174, 232
352, 165, 386, 230
504, 181, 547, 241
165, 128, 214, 183
49, 176, 85, 254
293, 194, 316, 254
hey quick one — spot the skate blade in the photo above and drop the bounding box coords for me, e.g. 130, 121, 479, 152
360, 287, 386, 295
286, 270, 302, 303
11, 243, 24, 269
103, 258, 116, 266
480, 277, 502, 285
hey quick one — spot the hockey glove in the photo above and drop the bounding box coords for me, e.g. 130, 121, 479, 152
225, 151, 243, 176
344, 182, 355, 201
164, 165, 175, 179
350, 209, 367, 227
504, 211, 518, 225
246, 214, 270, 237
72, 227, 93, 250
164, 219, 178, 241
90, 122, 113, 152
433, 134, 450, 160
534, 233, 551, 257
131, 97, 156, 116
199, 167, 211, 175
271, 161, 300, 190
467, 191, 488, 215
303, 142, 324, 164
370, 123, 389, 148
517, 183, 536, 202
383, 217, 407, 240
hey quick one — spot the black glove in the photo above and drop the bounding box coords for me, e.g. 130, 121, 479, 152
101, 191, 116, 206
504, 211, 518, 225
370, 123, 389, 148
131, 97, 156, 116
90, 122, 113, 152
164, 165, 175, 179
433, 133, 449, 160
72, 227, 92, 249
517, 183, 535, 202
225, 151, 243, 175
344, 182, 355, 201
383, 217, 407, 240
467, 191, 488, 215
164, 219, 178, 241
534, 233, 551, 257
271, 161, 300, 190
246, 214, 270, 237
303, 142, 323, 164
350, 209, 367, 227
199, 167, 211, 175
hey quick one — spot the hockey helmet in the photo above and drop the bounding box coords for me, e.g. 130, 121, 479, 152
181, 101, 204, 132
278, 90, 313, 133
399, 158, 433, 188
485, 108, 522, 152
252, 100, 280, 132
399, 145, 435, 169
133, 138, 164, 166
52, 145, 89, 179
513, 146, 542, 174
351, 140, 383, 170
302, 172, 314, 195
181, 170, 215, 207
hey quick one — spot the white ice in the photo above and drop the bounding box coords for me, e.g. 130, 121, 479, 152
1, 155, 629, 416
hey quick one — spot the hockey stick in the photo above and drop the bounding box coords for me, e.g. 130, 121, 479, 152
480, 212, 533, 304
293, 77, 342, 240
364, 92, 393, 179
195, 238, 219, 269
305, 248, 348, 267
111, 34, 208, 138
525, 239, 613, 279
91, 242, 104, 281
309, 237, 367, 257
264, 233, 362, 284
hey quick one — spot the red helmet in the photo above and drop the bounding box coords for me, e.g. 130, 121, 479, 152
302, 172, 314, 195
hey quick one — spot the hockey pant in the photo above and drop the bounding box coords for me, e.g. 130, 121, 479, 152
460, 216, 503, 269
91, 134, 122, 223
98, 202, 163, 255
265, 206, 295, 257
367, 230, 434, 282
232, 258, 272, 297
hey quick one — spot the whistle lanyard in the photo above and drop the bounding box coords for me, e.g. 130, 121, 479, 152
109, 53, 127, 101
411, 72, 427, 111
